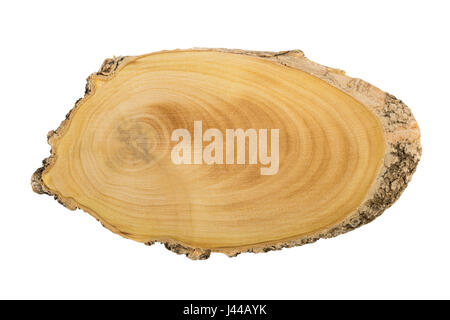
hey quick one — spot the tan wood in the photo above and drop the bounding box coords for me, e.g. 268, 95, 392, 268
32, 49, 421, 259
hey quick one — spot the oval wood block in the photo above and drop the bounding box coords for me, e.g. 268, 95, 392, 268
32, 49, 421, 259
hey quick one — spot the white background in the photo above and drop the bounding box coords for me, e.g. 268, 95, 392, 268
1, 0, 448, 299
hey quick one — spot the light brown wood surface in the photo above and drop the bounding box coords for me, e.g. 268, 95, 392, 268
32, 49, 421, 259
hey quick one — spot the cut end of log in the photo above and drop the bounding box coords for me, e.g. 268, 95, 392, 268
32, 49, 421, 260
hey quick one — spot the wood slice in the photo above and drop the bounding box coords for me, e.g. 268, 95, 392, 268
32, 49, 421, 259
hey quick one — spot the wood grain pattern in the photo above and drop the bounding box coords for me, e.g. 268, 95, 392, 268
32, 49, 421, 259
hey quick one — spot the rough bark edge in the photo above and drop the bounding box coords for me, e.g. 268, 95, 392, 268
31, 49, 421, 260
31, 55, 129, 198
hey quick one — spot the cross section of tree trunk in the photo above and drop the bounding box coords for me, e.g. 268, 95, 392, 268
32, 49, 421, 259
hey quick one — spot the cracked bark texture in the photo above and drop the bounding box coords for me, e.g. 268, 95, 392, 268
31, 49, 421, 259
